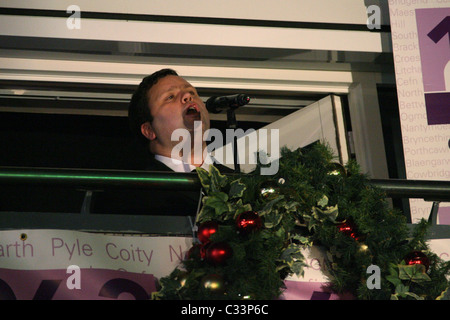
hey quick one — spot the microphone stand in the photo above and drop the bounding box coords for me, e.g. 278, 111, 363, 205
226, 108, 240, 173
207, 94, 250, 174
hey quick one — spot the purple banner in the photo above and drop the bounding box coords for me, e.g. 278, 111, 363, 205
280, 281, 353, 300
0, 268, 156, 300
424, 92, 450, 124
416, 8, 450, 125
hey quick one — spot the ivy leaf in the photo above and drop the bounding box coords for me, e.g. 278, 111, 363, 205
264, 210, 283, 229
395, 283, 410, 298
209, 165, 228, 193
196, 204, 216, 223
317, 195, 329, 207
196, 167, 211, 193
234, 201, 252, 219
306, 202, 339, 232
411, 270, 432, 284
398, 264, 415, 280
291, 260, 307, 277
386, 263, 402, 287
284, 201, 300, 214
278, 243, 305, 272
291, 233, 313, 246
306, 216, 318, 232
274, 226, 286, 239
229, 179, 246, 199
386, 275, 402, 288
228, 199, 252, 220
388, 263, 398, 276
395, 282, 425, 300
196, 166, 228, 195
203, 192, 229, 217
325, 205, 339, 223
404, 292, 424, 300
398, 264, 431, 283
259, 196, 284, 217
437, 287, 450, 300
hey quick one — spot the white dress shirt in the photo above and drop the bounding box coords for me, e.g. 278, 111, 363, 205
154, 153, 214, 173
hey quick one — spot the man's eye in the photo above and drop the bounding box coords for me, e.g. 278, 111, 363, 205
165, 94, 174, 100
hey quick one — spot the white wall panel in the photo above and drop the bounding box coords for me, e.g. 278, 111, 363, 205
0, 15, 389, 53
0, 0, 389, 25
213, 95, 349, 173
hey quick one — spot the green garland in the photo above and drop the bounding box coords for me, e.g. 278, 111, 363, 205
154, 143, 450, 300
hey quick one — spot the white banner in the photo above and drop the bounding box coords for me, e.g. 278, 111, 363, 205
0, 229, 343, 300
0, 229, 192, 299
0, 229, 448, 299
0, 229, 191, 278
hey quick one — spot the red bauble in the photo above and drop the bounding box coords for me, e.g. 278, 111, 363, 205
187, 243, 212, 260
236, 211, 262, 234
404, 251, 430, 271
197, 221, 219, 244
205, 242, 233, 265
337, 219, 361, 241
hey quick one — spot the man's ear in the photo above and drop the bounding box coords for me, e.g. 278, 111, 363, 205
140, 121, 157, 141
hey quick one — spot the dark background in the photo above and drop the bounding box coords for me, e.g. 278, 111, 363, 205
0, 86, 408, 216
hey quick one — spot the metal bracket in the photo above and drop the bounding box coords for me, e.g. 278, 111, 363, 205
428, 201, 440, 226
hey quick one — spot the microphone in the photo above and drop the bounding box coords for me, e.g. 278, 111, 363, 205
206, 94, 250, 114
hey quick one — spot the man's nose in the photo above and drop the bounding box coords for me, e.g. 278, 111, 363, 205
181, 91, 193, 103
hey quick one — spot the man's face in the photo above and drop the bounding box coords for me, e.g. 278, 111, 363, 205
145, 75, 210, 152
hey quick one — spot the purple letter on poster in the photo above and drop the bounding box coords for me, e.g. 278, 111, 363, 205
416, 9, 450, 125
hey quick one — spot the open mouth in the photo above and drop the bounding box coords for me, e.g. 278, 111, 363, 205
185, 104, 200, 116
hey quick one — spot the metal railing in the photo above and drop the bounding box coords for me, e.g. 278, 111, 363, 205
0, 167, 449, 237
1, 166, 448, 197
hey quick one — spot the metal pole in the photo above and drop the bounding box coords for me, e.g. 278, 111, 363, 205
0, 167, 201, 190
0, 167, 449, 200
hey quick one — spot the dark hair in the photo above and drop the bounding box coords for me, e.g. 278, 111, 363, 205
128, 68, 178, 145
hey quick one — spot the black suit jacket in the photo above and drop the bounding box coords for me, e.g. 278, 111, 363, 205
92, 155, 235, 216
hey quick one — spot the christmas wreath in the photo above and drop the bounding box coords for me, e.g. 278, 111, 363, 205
154, 143, 450, 300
